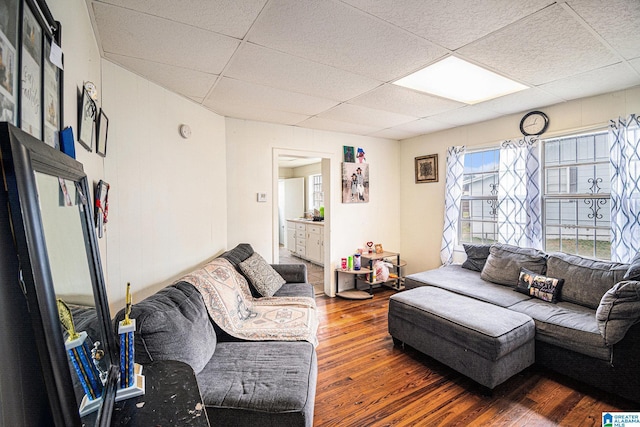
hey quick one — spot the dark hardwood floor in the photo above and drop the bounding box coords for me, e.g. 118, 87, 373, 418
314, 288, 633, 426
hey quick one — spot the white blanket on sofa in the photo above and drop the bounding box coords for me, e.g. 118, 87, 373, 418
179, 258, 319, 347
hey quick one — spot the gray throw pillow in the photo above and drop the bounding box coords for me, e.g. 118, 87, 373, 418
480, 243, 547, 286
461, 244, 491, 272
624, 252, 640, 281
238, 252, 286, 297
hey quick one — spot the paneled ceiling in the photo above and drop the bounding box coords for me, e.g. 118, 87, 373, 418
87, 0, 640, 140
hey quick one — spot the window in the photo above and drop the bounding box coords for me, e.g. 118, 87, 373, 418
457, 130, 611, 260
309, 174, 323, 211
459, 149, 500, 244
543, 131, 611, 259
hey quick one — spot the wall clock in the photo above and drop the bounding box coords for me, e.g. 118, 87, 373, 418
519, 111, 549, 136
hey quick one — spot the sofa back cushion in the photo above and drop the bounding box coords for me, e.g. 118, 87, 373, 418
546, 252, 629, 309
480, 243, 547, 286
114, 281, 216, 374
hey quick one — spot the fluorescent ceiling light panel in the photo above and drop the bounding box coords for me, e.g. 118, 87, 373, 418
393, 57, 528, 104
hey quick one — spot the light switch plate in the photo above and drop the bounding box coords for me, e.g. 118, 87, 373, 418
257, 193, 267, 202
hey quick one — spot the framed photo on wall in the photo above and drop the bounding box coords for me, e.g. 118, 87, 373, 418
415, 154, 438, 183
96, 109, 108, 157
78, 88, 96, 151
342, 162, 369, 203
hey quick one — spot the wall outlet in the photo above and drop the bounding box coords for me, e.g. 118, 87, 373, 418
257, 192, 267, 202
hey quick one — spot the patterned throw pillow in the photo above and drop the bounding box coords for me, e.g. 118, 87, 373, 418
238, 252, 286, 297
515, 267, 564, 303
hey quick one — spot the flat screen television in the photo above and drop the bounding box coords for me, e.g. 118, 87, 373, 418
0, 122, 117, 426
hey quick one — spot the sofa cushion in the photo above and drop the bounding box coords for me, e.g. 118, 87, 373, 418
198, 341, 316, 426
546, 252, 628, 309
624, 252, 640, 281
596, 280, 640, 346
114, 281, 216, 374
508, 299, 610, 361
461, 244, 491, 272
405, 264, 531, 308
480, 243, 547, 286
274, 282, 315, 299
515, 267, 564, 303
239, 252, 285, 297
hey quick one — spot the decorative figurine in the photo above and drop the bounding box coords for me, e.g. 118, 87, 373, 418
57, 299, 103, 416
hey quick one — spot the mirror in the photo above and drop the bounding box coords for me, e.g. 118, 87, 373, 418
0, 122, 117, 426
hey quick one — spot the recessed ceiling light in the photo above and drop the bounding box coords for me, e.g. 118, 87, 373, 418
393, 56, 528, 104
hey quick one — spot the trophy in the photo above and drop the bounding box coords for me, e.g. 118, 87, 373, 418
116, 283, 145, 401
57, 299, 103, 416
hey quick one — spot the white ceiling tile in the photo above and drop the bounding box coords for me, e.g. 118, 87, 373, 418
92, 2, 239, 74
297, 117, 380, 135
105, 54, 217, 98
429, 106, 503, 127
349, 84, 464, 117
389, 118, 456, 135
225, 43, 382, 101
247, 0, 447, 81
539, 62, 640, 101
479, 87, 565, 115
568, 0, 640, 60
342, 0, 555, 50
631, 58, 640, 74
317, 103, 417, 128
204, 77, 339, 116
95, 0, 267, 39
458, 4, 619, 85
368, 127, 415, 140
209, 103, 310, 126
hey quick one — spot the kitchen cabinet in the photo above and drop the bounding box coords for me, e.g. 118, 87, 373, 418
286, 220, 324, 265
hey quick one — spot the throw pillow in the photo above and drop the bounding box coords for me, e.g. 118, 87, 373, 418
461, 244, 491, 272
238, 252, 286, 297
624, 252, 640, 281
515, 267, 564, 303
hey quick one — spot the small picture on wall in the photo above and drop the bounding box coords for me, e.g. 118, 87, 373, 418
343, 146, 355, 163
356, 147, 366, 163
342, 162, 369, 203
415, 154, 438, 183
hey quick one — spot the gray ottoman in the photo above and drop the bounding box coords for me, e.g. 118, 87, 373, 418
388, 286, 535, 389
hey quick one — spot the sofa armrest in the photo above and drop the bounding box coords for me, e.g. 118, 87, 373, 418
596, 280, 640, 346
271, 263, 308, 284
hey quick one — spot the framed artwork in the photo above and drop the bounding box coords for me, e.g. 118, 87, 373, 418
343, 146, 355, 163
415, 154, 438, 183
96, 109, 108, 157
2, 0, 62, 143
342, 162, 369, 203
78, 88, 96, 151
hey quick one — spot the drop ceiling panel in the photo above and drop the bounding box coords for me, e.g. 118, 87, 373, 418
210, 103, 310, 126
92, 2, 239, 74
317, 103, 417, 128
568, 0, 640, 60
247, 0, 447, 81
429, 105, 502, 127
341, 0, 555, 50
96, 0, 267, 39
458, 4, 619, 85
298, 117, 380, 135
539, 63, 640, 101
387, 118, 455, 135
105, 53, 218, 98
479, 87, 565, 115
225, 43, 382, 100
205, 77, 339, 116
631, 58, 640, 74
349, 84, 464, 117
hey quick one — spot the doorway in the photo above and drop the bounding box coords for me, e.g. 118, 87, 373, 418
273, 151, 331, 296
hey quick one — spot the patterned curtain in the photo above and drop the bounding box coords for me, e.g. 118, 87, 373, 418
497, 138, 542, 249
440, 146, 465, 265
609, 114, 640, 263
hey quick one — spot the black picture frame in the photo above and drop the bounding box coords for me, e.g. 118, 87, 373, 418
78, 87, 96, 151
415, 154, 439, 183
96, 109, 108, 157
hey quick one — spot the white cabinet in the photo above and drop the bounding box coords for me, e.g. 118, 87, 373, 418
286, 220, 324, 265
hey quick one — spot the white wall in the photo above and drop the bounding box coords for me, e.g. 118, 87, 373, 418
225, 119, 400, 295
400, 86, 640, 275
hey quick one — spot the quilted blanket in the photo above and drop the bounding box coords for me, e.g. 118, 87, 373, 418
179, 258, 318, 346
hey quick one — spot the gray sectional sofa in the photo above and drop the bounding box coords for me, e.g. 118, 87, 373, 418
114, 244, 317, 426
390, 243, 640, 403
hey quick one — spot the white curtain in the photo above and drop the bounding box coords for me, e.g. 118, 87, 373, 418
497, 138, 542, 249
440, 146, 465, 265
610, 114, 640, 263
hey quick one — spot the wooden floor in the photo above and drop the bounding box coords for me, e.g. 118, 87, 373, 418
313, 288, 633, 427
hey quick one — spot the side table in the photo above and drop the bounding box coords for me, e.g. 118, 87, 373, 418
335, 267, 373, 299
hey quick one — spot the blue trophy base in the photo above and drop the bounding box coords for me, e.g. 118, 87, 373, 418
79, 395, 102, 417
116, 363, 145, 402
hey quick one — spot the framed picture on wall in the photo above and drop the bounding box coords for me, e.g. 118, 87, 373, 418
343, 146, 355, 163
78, 88, 96, 151
342, 162, 369, 203
96, 109, 108, 157
415, 154, 438, 183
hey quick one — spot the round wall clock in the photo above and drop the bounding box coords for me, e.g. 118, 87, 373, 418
519, 111, 549, 136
